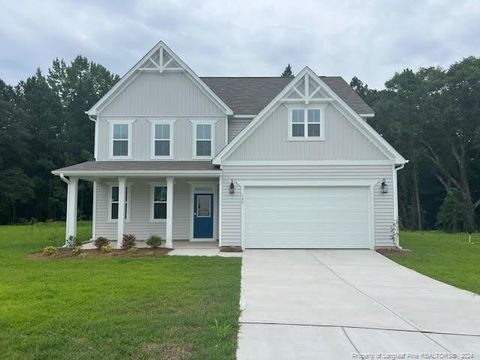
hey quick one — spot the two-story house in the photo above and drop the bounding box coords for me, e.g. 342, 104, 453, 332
52, 41, 407, 249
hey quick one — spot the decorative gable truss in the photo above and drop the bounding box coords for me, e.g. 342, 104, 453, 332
138, 47, 182, 73
282, 73, 332, 105
87, 41, 233, 116
213, 67, 407, 165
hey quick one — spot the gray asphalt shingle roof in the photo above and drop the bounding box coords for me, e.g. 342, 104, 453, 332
53, 161, 218, 174
201, 76, 374, 116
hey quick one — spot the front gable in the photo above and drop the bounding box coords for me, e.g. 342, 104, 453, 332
214, 67, 407, 165
88, 41, 233, 117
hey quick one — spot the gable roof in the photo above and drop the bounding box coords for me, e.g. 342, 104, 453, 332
201, 76, 374, 116
213, 67, 406, 165
87, 41, 233, 116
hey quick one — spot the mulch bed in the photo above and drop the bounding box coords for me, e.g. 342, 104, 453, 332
219, 246, 243, 253
376, 247, 412, 257
29, 247, 171, 260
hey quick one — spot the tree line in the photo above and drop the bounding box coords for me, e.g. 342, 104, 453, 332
0, 56, 479, 232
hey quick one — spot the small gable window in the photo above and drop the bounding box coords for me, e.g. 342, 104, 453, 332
289, 107, 325, 140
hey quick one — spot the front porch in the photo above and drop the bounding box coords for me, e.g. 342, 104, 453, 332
52, 161, 223, 249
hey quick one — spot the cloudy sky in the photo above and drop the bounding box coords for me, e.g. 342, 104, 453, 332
1, 0, 479, 88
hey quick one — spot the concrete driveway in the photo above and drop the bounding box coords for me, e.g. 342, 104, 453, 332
237, 250, 480, 359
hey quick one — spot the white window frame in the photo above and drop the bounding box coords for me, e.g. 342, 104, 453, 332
109, 119, 135, 159
287, 105, 326, 141
191, 119, 216, 159
150, 119, 175, 160
107, 183, 131, 222
149, 183, 167, 222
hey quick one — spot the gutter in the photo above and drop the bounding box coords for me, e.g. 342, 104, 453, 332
59, 173, 70, 184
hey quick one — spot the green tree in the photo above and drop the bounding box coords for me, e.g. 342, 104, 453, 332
281, 64, 294, 78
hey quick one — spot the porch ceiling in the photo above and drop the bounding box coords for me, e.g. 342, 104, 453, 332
52, 161, 221, 178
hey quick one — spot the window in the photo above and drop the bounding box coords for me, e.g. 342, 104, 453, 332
110, 185, 129, 221
289, 108, 324, 140
151, 120, 174, 158
193, 121, 215, 158
151, 185, 167, 220
110, 120, 134, 158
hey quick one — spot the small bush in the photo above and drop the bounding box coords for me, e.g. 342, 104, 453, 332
94, 237, 110, 249
65, 236, 78, 248
146, 235, 162, 248
101, 245, 113, 253
71, 246, 83, 256
122, 234, 136, 249
128, 246, 139, 254
43, 246, 58, 256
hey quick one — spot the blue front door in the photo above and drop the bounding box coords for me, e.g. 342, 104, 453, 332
193, 193, 214, 238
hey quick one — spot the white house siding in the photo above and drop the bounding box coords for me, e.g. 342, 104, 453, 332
96, 116, 227, 161
94, 178, 219, 241
227, 105, 388, 161
220, 165, 395, 248
228, 118, 252, 142
98, 72, 224, 116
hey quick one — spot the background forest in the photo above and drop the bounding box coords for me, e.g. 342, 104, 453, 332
0, 56, 479, 232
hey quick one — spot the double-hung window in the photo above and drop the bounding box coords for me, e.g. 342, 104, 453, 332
289, 107, 325, 140
193, 121, 215, 158
110, 120, 133, 158
109, 185, 129, 221
151, 120, 174, 159
151, 185, 167, 221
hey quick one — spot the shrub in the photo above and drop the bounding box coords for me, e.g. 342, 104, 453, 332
94, 237, 110, 249
43, 246, 58, 256
146, 235, 162, 248
71, 246, 83, 256
122, 234, 136, 249
65, 236, 78, 248
100, 245, 113, 253
128, 246, 139, 254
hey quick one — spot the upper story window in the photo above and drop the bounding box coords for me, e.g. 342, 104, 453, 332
109, 120, 134, 159
192, 120, 216, 159
288, 107, 325, 141
151, 120, 175, 159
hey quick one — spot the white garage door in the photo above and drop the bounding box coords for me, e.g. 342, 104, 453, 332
244, 186, 371, 248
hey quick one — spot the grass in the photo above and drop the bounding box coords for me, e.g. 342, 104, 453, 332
0, 222, 241, 359
385, 231, 480, 294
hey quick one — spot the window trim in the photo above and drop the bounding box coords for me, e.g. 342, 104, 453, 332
191, 119, 216, 160
109, 119, 135, 159
107, 183, 131, 222
150, 119, 176, 160
287, 105, 326, 141
149, 182, 168, 222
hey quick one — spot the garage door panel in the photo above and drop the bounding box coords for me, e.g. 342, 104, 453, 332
244, 186, 370, 248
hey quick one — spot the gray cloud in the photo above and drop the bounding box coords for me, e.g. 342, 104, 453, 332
0, 0, 479, 88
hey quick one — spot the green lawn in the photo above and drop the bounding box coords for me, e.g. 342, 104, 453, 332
385, 231, 480, 294
0, 222, 241, 359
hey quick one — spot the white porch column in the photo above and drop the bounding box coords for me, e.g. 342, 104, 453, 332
117, 177, 126, 249
65, 177, 78, 244
166, 177, 174, 248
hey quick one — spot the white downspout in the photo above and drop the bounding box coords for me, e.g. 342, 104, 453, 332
394, 164, 405, 248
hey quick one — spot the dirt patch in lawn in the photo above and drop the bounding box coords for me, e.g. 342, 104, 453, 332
376, 248, 412, 257
135, 343, 192, 360
28, 247, 171, 260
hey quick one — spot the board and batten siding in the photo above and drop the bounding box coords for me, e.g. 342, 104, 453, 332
95, 178, 218, 240
220, 165, 395, 248
228, 118, 252, 142
227, 105, 388, 161
96, 117, 226, 161
98, 72, 224, 116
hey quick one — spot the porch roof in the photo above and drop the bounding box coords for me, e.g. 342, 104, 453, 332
52, 161, 220, 178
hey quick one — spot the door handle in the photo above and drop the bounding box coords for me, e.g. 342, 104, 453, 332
194, 212, 197, 216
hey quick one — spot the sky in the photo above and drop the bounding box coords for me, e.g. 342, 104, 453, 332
1, 0, 479, 89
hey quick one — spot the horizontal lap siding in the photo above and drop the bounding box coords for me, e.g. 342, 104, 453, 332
220, 165, 395, 247
228, 118, 252, 142
95, 178, 193, 240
